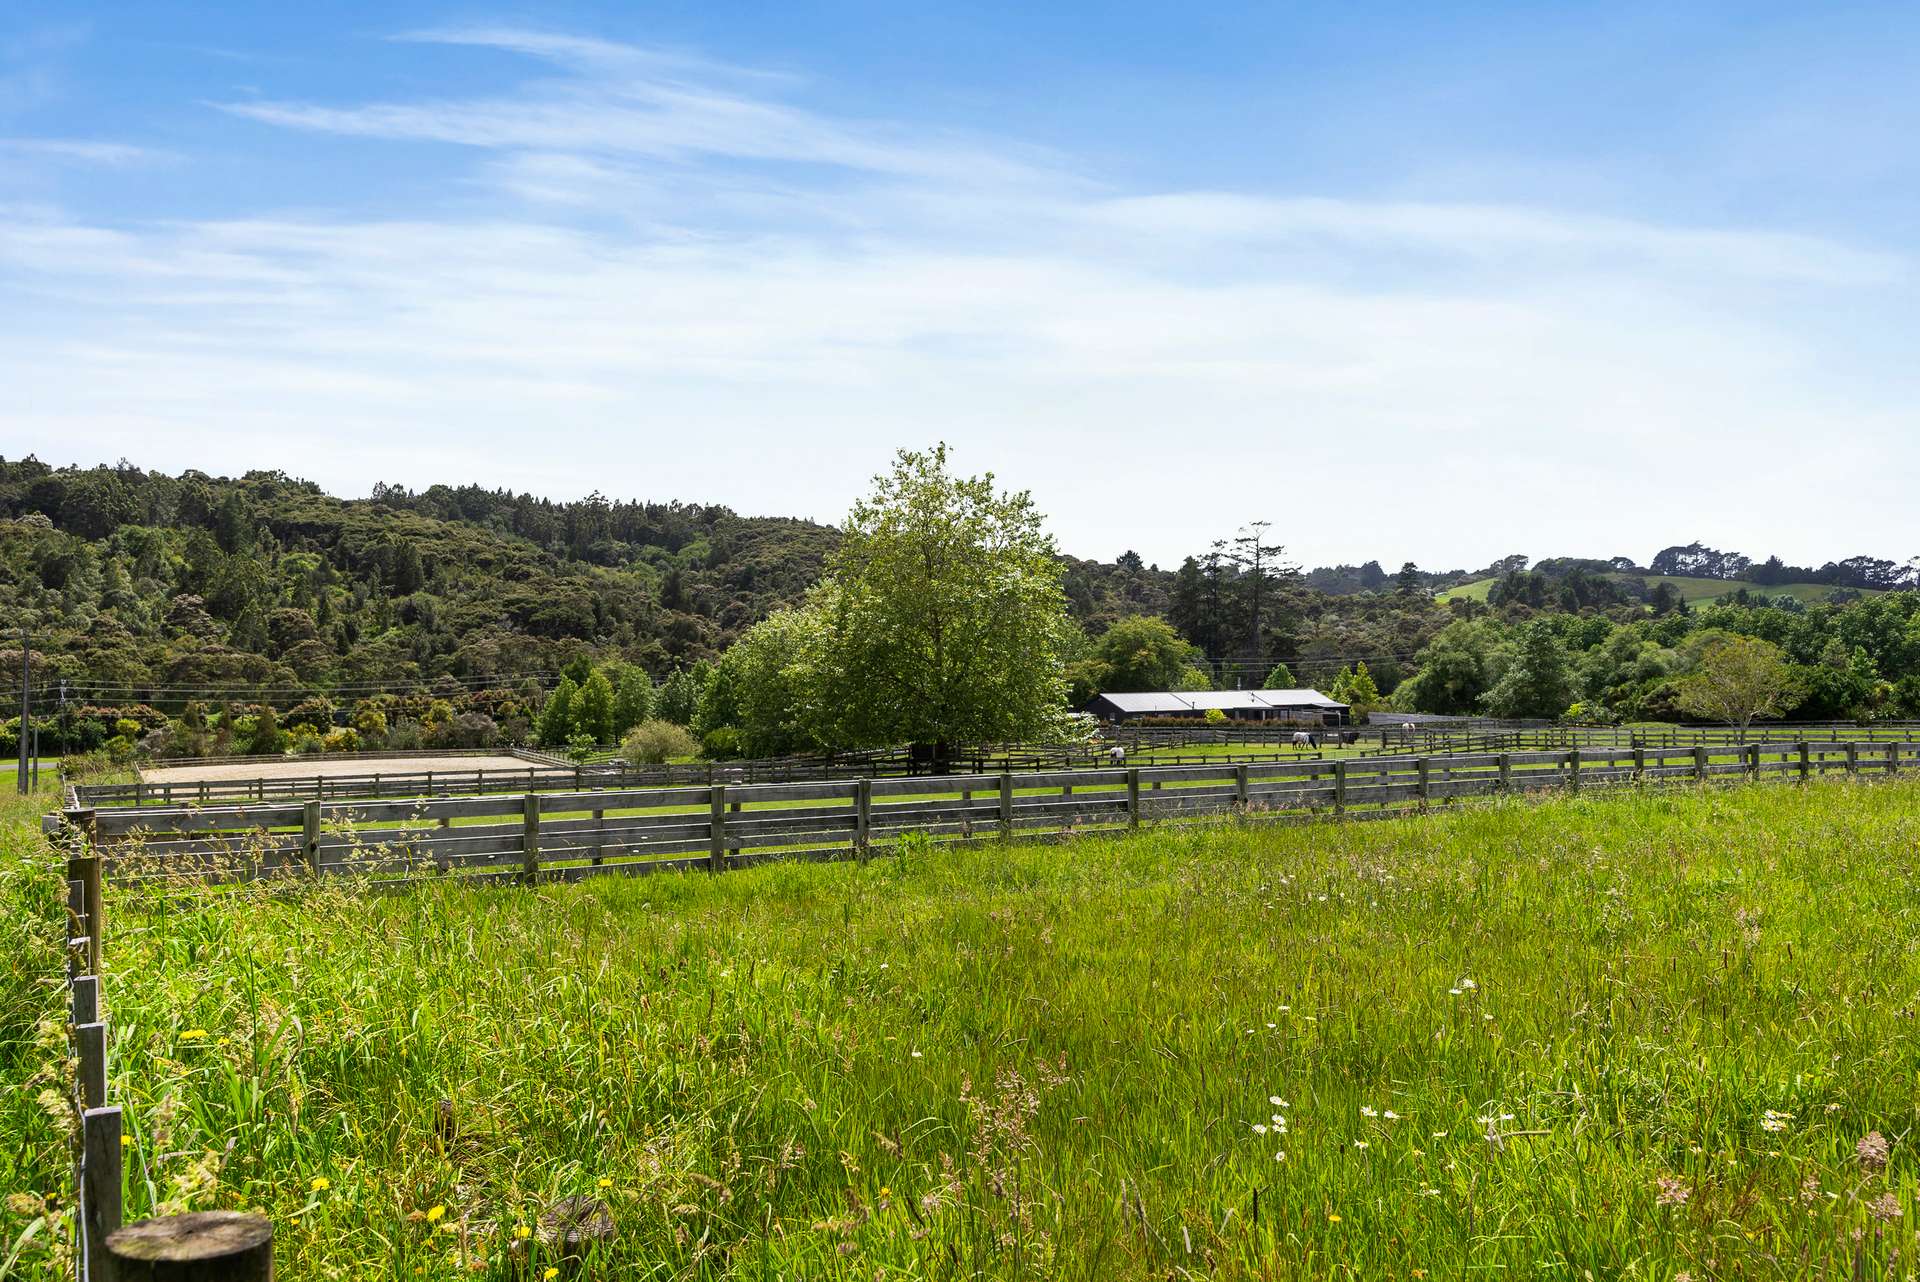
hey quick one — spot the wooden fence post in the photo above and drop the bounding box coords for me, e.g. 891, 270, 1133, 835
998, 773, 1014, 840
1632, 744, 1646, 783
302, 801, 321, 873
1746, 743, 1761, 780
1846, 743, 1860, 776
1498, 753, 1512, 793
77, 1020, 107, 1110
71, 974, 98, 1028
79, 832, 103, 978
1798, 740, 1811, 781
81, 1106, 122, 1273
108, 1210, 273, 1282
1234, 764, 1250, 813
521, 794, 540, 882
1334, 760, 1348, 815
590, 808, 605, 866
1127, 768, 1140, 829
1416, 757, 1431, 808
1568, 750, 1581, 796
709, 785, 727, 872
1693, 745, 1708, 783
854, 778, 871, 862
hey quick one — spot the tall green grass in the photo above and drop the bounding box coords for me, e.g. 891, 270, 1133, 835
8, 778, 1920, 1278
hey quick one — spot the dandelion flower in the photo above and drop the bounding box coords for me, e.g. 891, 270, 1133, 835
597, 1178, 613, 1189
119, 1135, 133, 1147
513, 1225, 531, 1241
544, 1271, 560, 1281
1327, 1213, 1342, 1223
878, 1186, 890, 1198
425, 1206, 445, 1223
309, 1177, 330, 1192
180, 1029, 208, 1040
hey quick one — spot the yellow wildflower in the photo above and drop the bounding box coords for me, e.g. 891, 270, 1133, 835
513, 1225, 532, 1240
544, 1271, 559, 1280
180, 1029, 208, 1040
425, 1205, 445, 1223
1328, 1213, 1342, 1223
309, 1177, 330, 1192
596, 1177, 612, 1189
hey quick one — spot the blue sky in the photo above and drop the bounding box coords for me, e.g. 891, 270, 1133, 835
3, 2, 1916, 570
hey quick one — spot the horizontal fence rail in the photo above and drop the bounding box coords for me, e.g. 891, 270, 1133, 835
54, 740, 1919, 890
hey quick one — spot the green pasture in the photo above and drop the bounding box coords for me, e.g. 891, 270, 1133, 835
9, 773, 1920, 1278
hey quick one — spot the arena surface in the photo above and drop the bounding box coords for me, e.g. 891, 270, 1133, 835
137, 754, 550, 785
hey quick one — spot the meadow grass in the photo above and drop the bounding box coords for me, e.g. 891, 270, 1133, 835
8, 776, 1920, 1278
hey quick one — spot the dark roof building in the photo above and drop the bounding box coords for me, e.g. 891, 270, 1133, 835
1084, 689, 1350, 724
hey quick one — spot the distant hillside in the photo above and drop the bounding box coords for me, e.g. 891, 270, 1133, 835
1439, 571, 1879, 609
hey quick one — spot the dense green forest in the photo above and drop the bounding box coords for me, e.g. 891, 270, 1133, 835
4, 457, 1917, 758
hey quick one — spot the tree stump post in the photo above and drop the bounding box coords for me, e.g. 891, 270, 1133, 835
107, 1210, 273, 1281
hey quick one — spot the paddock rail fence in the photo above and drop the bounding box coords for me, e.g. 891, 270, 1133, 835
52, 739, 1919, 890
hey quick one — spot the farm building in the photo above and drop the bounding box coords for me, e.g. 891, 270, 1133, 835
1084, 689, 1351, 725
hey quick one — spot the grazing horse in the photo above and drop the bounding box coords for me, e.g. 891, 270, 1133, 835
1291, 731, 1319, 749
1339, 730, 1360, 745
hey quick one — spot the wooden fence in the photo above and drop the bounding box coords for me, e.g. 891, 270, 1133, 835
57, 739, 1919, 889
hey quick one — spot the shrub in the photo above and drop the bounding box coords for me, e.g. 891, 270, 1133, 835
322, 727, 361, 753
1203, 707, 1228, 725
700, 726, 742, 761
622, 719, 699, 765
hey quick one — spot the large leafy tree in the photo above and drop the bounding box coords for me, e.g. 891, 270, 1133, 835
1481, 621, 1576, 720
1093, 616, 1202, 692
811, 445, 1074, 753
1678, 632, 1797, 729
569, 670, 615, 744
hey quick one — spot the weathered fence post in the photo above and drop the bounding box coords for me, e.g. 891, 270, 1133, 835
591, 808, 605, 866
1846, 743, 1860, 776
1693, 745, 1708, 783
1746, 743, 1761, 780
1333, 760, 1348, 815
1234, 764, 1250, 814
1798, 740, 1811, 781
81, 1105, 123, 1271
1567, 750, 1581, 796
71, 974, 98, 1028
1498, 753, 1512, 793
521, 793, 540, 882
302, 801, 321, 873
709, 785, 728, 872
108, 1210, 273, 1282
1126, 767, 1140, 828
1632, 744, 1646, 783
1416, 757, 1431, 808
77, 1020, 107, 1110
998, 773, 1014, 839
854, 778, 871, 862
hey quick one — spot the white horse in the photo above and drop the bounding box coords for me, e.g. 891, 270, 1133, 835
1291, 731, 1318, 749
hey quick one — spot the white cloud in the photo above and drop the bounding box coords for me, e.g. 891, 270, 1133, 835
4, 28, 1915, 569
0, 138, 169, 166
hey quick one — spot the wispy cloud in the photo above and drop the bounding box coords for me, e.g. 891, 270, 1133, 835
5, 27, 1915, 567
0, 138, 169, 166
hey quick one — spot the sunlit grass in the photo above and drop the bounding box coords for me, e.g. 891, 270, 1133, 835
9, 776, 1920, 1277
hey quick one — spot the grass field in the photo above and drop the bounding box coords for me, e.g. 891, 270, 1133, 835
9, 777, 1920, 1278
1437, 572, 1870, 607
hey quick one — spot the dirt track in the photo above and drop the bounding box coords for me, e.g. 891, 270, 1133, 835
138, 755, 546, 785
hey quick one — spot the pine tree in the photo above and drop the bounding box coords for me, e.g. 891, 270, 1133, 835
612, 670, 654, 737
657, 668, 701, 726
570, 671, 615, 744
538, 676, 578, 746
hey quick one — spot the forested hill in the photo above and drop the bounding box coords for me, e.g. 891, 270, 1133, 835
5, 458, 1915, 732
0, 458, 837, 699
